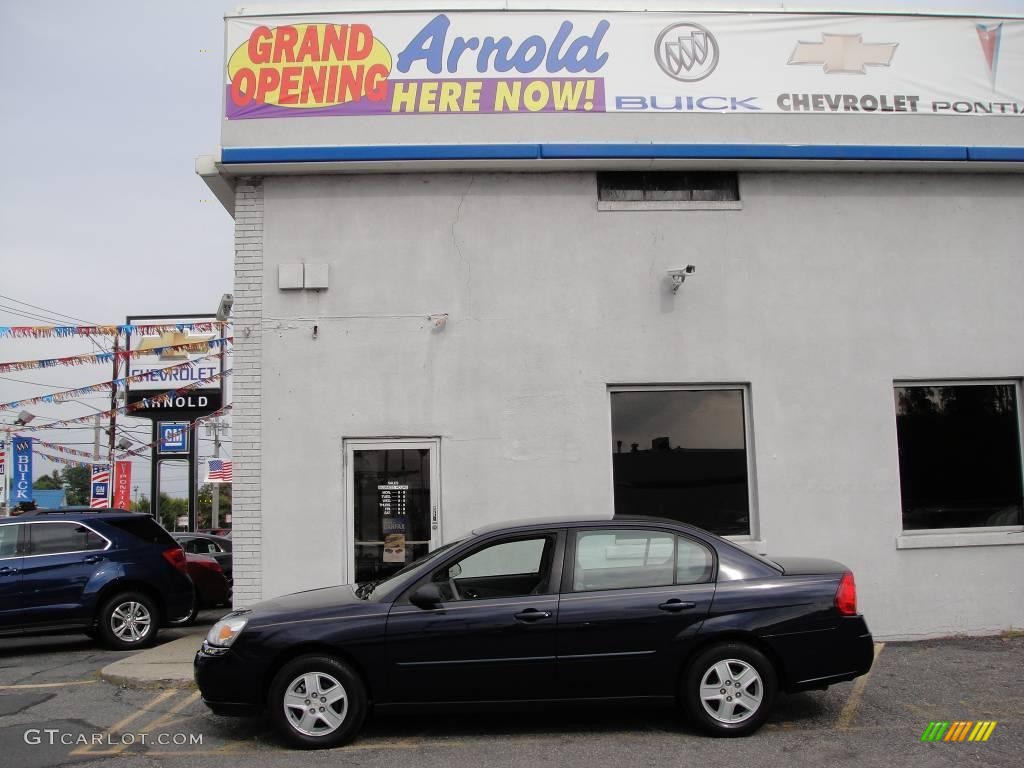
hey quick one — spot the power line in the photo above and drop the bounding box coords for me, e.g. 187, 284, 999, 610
0, 293, 101, 327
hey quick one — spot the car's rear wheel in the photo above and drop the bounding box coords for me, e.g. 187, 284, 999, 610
269, 655, 367, 749
97, 592, 159, 650
683, 642, 777, 737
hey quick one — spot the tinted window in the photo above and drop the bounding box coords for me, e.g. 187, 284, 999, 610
433, 536, 553, 601
0, 525, 19, 558
895, 384, 1024, 529
574, 530, 675, 591
676, 536, 714, 584
105, 517, 178, 546
29, 523, 106, 555
611, 389, 751, 536
183, 538, 212, 554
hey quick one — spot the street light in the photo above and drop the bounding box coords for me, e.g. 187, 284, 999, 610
216, 294, 234, 321
13, 410, 35, 426
116, 437, 133, 451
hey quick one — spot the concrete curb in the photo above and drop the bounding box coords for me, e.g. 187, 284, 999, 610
99, 634, 203, 690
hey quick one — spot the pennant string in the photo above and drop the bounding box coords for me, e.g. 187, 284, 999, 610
0, 322, 227, 339
0, 338, 232, 374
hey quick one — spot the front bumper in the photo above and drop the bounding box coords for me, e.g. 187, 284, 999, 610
194, 642, 265, 716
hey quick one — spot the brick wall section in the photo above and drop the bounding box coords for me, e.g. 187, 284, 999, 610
231, 179, 264, 607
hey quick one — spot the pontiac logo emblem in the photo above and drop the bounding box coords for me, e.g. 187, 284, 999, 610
655, 22, 720, 82
788, 34, 897, 74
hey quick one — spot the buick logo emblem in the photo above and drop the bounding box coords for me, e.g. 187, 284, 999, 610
655, 22, 720, 82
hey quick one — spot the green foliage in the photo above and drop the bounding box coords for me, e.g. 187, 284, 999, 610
33, 471, 63, 490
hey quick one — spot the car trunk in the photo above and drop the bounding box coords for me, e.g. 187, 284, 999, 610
772, 556, 848, 575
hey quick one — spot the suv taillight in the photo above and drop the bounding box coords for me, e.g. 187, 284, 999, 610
835, 571, 857, 616
162, 546, 189, 575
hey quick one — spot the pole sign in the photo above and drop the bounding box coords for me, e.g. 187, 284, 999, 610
90, 464, 111, 509
113, 460, 132, 510
12, 438, 32, 505
125, 314, 224, 419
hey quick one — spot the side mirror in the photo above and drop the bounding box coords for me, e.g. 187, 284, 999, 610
409, 583, 444, 610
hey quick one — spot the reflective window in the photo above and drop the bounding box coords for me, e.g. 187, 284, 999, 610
676, 536, 714, 584
895, 383, 1023, 530
29, 523, 106, 555
0, 525, 19, 558
433, 536, 553, 601
611, 388, 751, 536
574, 530, 675, 591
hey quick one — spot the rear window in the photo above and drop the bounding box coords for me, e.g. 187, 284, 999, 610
104, 517, 178, 547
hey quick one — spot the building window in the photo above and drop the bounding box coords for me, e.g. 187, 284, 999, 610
610, 387, 753, 537
597, 172, 741, 211
894, 382, 1024, 531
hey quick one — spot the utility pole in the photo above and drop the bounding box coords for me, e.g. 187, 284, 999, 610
107, 334, 120, 464
207, 418, 225, 528
93, 414, 101, 461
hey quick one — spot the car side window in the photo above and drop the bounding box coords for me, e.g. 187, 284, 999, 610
29, 523, 106, 556
676, 536, 714, 584
573, 529, 675, 591
185, 539, 210, 554
432, 536, 554, 601
0, 525, 19, 558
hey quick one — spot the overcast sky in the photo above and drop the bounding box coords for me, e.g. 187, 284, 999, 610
0, 1, 237, 496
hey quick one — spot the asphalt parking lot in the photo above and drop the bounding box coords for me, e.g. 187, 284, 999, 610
0, 623, 1020, 768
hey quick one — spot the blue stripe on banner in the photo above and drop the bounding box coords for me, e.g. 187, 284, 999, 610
215, 143, 1024, 165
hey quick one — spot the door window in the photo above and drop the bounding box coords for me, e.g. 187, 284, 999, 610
0, 525, 19, 558
573, 529, 676, 591
433, 536, 554, 601
184, 538, 212, 554
28, 523, 107, 556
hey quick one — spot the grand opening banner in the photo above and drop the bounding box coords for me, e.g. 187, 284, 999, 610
225, 12, 1023, 120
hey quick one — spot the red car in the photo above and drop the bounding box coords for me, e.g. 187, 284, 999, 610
173, 552, 231, 626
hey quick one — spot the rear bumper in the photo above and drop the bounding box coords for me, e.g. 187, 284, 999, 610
767, 615, 875, 693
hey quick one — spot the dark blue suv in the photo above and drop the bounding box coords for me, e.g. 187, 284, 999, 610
0, 508, 194, 649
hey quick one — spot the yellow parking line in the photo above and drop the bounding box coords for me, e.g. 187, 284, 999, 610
107, 690, 202, 754
69, 688, 179, 755
0, 680, 96, 690
837, 642, 885, 730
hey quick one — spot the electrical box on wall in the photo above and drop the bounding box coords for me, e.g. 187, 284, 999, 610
278, 264, 303, 290
304, 263, 329, 289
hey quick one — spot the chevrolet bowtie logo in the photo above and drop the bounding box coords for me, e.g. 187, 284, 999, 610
137, 331, 214, 360
788, 34, 898, 74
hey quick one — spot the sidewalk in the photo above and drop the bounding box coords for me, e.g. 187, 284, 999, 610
99, 632, 204, 689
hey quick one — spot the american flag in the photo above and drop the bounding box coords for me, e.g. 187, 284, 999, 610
207, 459, 233, 483
0, 444, 5, 476
91, 465, 110, 483
90, 464, 110, 508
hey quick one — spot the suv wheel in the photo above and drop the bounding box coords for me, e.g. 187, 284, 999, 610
682, 642, 777, 737
269, 655, 367, 749
97, 592, 159, 650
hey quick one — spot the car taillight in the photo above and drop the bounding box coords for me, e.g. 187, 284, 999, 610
194, 558, 223, 574
835, 571, 857, 616
162, 546, 189, 575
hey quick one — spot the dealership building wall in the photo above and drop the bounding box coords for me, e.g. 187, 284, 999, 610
221, 169, 1023, 640
203, 2, 1024, 640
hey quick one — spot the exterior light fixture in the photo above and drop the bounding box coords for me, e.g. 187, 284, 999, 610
14, 410, 35, 426
667, 265, 696, 294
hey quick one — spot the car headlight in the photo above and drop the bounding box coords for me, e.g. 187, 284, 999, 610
206, 614, 249, 647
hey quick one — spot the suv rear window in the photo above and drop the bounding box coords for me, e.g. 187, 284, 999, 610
104, 517, 178, 547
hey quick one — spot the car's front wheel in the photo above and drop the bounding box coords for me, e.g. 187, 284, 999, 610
97, 592, 159, 650
269, 655, 367, 749
682, 642, 777, 736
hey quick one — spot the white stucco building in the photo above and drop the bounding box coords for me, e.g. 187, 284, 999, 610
200, 2, 1024, 639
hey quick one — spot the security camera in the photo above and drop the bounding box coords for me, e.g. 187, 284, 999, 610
667, 266, 696, 293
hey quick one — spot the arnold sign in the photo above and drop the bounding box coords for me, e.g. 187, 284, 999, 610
225, 12, 1023, 119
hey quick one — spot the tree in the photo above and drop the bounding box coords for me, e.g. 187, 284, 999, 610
33, 471, 63, 490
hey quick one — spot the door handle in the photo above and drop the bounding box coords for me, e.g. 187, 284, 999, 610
82, 556, 102, 564
514, 609, 552, 623
658, 599, 696, 612
0, 567, 18, 575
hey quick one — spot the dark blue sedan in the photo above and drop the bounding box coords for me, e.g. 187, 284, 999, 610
195, 516, 873, 748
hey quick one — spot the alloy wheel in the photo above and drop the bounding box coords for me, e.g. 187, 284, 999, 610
282, 672, 349, 737
699, 658, 764, 724
110, 601, 152, 643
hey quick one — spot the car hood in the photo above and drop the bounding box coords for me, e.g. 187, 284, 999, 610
243, 584, 372, 626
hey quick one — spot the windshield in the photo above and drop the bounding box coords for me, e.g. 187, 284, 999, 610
355, 538, 465, 600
